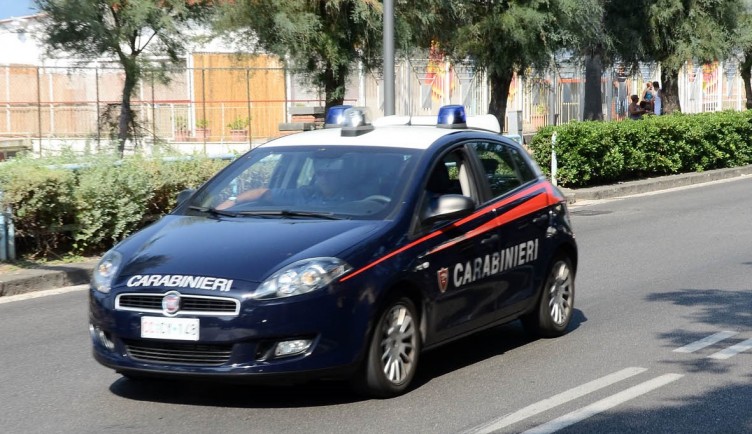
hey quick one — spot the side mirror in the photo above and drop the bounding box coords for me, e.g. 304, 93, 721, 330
420, 194, 475, 225
176, 189, 195, 206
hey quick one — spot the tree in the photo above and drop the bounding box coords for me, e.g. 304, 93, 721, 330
644, 0, 742, 113
213, 0, 384, 110
559, 0, 610, 121
735, 0, 752, 108
35, 0, 208, 155
411, 1, 578, 132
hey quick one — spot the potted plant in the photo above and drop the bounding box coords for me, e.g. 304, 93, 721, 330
174, 116, 189, 141
195, 118, 210, 140
227, 117, 249, 141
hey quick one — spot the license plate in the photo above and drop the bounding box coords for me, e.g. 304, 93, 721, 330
141, 316, 199, 341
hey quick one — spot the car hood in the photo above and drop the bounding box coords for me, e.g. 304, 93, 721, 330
116, 215, 387, 285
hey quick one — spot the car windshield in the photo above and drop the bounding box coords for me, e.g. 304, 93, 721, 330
187, 146, 420, 220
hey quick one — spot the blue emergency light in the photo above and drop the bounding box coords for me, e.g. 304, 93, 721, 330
437, 105, 467, 129
324, 105, 353, 128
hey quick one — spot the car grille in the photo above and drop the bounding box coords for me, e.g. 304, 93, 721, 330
116, 293, 240, 316
124, 340, 233, 366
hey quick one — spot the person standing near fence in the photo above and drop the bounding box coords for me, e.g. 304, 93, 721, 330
628, 95, 646, 120
652, 81, 663, 115
641, 82, 654, 112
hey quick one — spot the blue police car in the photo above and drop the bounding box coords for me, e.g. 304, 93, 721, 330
89, 105, 577, 397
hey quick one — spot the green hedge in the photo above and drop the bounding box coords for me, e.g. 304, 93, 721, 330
0, 153, 231, 258
527, 111, 752, 188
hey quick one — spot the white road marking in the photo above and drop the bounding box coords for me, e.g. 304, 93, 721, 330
463, 367, 647, 434
0, 284, 88, 304
521, 373, 683, 434
673, 331, 738, 353
709, 338, 752, 360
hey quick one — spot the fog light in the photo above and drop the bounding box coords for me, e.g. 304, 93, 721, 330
89, 324, 115, 351
274, 339, 312, 357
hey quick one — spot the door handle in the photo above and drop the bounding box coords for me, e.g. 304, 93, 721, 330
532, 213, 549, 226
480, 234, 499, 245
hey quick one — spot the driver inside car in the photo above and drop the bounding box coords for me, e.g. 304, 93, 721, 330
217, 158, 353, 209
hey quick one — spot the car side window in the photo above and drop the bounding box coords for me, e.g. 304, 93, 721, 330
426, 149, 476, 200
509, 147, 536, 182
470, 141, 533, 198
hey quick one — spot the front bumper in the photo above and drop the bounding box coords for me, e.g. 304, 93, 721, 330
88, 285, 369, 382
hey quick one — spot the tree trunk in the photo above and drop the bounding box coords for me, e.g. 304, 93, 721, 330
322, 63, 349, 111
660, 68, 681, 114
118, 65, 138, 156
487, 70, 514, 134
740, 53, 752, 110
583, 52, 604, 121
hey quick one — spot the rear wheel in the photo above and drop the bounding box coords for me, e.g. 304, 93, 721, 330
522, 256, 575, 338
355, 297, 420, 398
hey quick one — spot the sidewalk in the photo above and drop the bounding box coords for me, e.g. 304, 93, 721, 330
1, 164, 751, 297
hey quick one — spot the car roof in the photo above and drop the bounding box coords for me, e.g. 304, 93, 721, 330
260, 114, 504, 150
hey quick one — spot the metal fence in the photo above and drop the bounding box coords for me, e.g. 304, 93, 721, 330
0, 57, 748, 157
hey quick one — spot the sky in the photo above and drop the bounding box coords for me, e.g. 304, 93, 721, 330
0, 0, 38, 20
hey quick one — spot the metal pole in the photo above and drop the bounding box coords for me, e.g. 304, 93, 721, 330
151, 74, 157, 146
383, 0, 395, 115
96, 65, 101, 149
37, 66, 42, 156
202, 68, 207, 154
246, 68, 252, 149
551, 131, 558, 186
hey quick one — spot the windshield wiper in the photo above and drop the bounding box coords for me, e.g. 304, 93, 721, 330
235, 209, 343, 220
188, 205, 239, 217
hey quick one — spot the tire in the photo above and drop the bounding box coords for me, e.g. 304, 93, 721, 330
355, 296, 421, 398
522, 256, 575, 338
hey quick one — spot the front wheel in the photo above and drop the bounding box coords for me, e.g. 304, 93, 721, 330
522, 256, 575, 338
355, 297, 421, 398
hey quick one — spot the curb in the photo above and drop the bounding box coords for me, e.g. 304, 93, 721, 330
0, 260, 98, 297
560, 164, 752, 204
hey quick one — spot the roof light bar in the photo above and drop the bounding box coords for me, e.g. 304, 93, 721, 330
437, 105, 467, 129
324, 105, 353, 128
341, 107, 375, 137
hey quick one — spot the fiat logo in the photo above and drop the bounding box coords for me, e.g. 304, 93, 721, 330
162, 291, 181, 315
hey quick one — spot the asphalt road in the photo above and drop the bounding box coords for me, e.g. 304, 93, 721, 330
1, 176, 751, 434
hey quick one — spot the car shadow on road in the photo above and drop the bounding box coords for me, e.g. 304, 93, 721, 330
412, 309, 587, 388
108, 309, 587, 408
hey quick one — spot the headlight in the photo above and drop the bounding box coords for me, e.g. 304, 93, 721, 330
92, 250, 123, 293
252, 257, 352, 300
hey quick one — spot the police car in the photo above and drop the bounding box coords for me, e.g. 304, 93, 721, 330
89, 105, 577, 398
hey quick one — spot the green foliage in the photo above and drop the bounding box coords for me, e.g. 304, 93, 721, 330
404, 0, 578, 130
213, 0, 383, 107
0, 153, 230, 259
73, 155, 153, 253
35, 0, 210, 153
528, 111, 752, 188
227, 117, 250, 130
0, 159, 77, 257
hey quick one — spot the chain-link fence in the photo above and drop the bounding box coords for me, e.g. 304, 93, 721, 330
0, 55, 748, 157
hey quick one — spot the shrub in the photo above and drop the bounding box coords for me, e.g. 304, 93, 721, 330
528, 111, 752, 188
0, 157, 77, 257
0, 153, 232, 259
227, 117, 250, 130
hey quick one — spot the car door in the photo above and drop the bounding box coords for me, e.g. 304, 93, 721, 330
469, 139, 550, 318
414, 144, 506, 346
